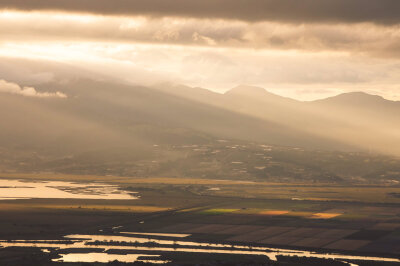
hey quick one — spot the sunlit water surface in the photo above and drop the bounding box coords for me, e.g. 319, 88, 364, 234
53, 253, 169, 263
0, 179, 137, 200
0, 233, 399, 265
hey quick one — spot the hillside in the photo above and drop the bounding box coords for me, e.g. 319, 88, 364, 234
1, 78, 400, 183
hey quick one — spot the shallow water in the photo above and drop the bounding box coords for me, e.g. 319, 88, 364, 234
54, 252, 169, 263
0, 179, 137, 200
1, 233, 399, 265
120, 232, 191, 238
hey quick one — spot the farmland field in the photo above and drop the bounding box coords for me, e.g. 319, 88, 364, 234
0, 174, 399, 265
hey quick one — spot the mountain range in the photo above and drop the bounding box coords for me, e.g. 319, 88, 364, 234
1, 78, 400, 159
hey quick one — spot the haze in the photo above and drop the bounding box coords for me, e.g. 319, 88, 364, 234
0, 0, 400, 99
0, 2, 400, 265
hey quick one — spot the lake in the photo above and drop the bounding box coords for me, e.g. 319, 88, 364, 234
0, 179, 137, 200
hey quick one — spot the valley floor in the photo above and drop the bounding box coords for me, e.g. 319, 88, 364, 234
0, 174, 399, 265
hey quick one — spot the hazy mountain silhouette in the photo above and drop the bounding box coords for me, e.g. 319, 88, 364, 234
1, 76, 400, 163
227, 87, 400, 154
225, 85, 295, 102
0, 79, 351, 162
155, 84, 400, 155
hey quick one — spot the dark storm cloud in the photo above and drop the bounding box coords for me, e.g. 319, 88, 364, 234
1, 0, 399, 24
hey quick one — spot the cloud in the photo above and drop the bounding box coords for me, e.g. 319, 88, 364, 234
1, 47, 400, 101
0, 9, 399, 101
1, 12, 400, 58
0, 79, 67, 98
0, 0, 399, 24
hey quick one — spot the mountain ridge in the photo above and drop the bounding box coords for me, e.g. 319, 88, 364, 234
1, 78, 400, 156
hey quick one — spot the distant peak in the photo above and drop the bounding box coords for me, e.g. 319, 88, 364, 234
313, 91, 395, 105
225, 85, 298, 103
343, 91, 380, 97
328, 91, 385, 101
225, 85, 268, 96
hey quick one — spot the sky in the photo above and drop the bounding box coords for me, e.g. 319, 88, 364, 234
1, 0, 400, 100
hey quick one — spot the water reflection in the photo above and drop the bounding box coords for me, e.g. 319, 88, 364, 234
0, 233, 399, 265
54, 253, 169, 263
0, 179, 137, 200
119, 232, 191, 238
